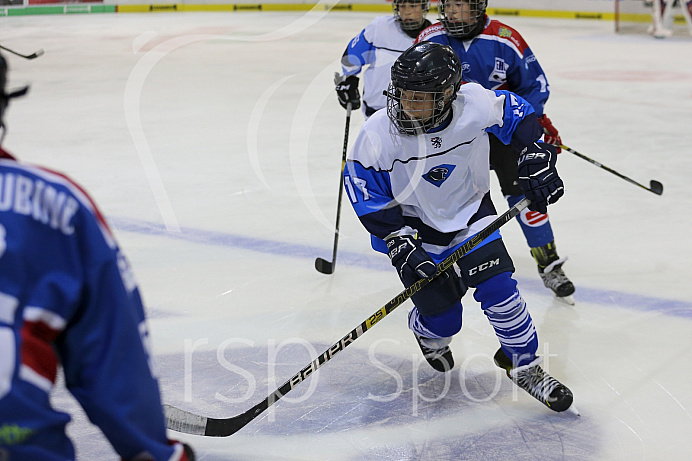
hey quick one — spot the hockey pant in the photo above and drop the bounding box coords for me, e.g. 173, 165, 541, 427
407, 237, 538, 367
489, 133, 554, 248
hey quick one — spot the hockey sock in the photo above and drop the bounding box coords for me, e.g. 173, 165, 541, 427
474, 272, 538, 366
506, 194, 554, 248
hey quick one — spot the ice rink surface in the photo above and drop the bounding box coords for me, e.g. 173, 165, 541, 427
2, 9, 692, 460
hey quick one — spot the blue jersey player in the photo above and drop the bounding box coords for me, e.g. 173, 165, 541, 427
417, 0, 575, 301
0, 53, 194, 461
344, 42, 575, 413
335, 0, 432, 118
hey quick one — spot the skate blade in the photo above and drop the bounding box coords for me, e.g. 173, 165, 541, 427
554, 294, 575, 306
566, 403, 580, 416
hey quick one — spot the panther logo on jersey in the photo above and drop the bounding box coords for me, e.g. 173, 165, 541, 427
431, 137, 442, 148
422, 164, 456, 187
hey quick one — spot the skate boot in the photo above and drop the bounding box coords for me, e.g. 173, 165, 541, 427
530, 241, 575, 299
494, 348, 574, 413
414, 334, 454, 372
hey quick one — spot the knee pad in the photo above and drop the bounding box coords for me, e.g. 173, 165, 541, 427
411, 267, 466, 316
473, 271, 518, 309
409, 303, 463, 338
457, 238, 515, 288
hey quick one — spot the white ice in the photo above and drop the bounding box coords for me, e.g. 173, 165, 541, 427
2, 10, 692, 461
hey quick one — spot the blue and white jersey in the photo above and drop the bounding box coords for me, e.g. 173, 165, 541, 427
0, 149, 181, 460
343, 83, 542, 256
341, 16, 424, 117
417, 18, 550, 116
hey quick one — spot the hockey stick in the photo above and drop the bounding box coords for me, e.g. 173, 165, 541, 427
560, 144, 663, 195
0, 45, 44, 60
314, 102, 352, 274
164, 197, 531, 437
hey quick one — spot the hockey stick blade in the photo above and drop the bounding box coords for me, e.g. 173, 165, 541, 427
561, 144, 663, 196
164, 198, 530, 437
314, 257, 334, 274
649, 180, 663, 195
0, 45, 44, 60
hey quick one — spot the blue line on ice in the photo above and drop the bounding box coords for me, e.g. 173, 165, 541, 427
112, 217, 692, 318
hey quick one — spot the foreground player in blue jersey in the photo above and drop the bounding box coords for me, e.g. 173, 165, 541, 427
417, 0, 575, 301
344, 42, 574, 412
0, 53, 194, 460
335, 0, 432, 118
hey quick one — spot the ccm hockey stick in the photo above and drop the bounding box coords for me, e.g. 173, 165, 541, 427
560, 144, 663, 195
315, 101, 352, 274
164, 197, 531, 437
0, 45, 44, 60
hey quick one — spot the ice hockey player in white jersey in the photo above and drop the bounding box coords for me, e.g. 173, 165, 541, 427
0, 53, 194, 460
335, 0, 432, 118
344, 41, 575, 413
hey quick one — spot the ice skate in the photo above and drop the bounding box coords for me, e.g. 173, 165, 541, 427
531, 241, 575, 303
414, 333, 454, 372
494, 348, 575, 413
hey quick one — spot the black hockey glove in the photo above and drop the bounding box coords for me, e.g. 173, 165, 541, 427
335, 74, 361, 110
517, 142, 564, 214
386, 231, 437, 287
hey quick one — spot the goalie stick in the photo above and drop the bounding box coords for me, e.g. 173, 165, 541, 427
164, 197, 531, 437
0, 45, 44, 60
560, 144, 663, 196
314, 100, 352, 275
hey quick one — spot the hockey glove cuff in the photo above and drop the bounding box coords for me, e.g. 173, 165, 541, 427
386, 228, 437, 287
538, 114, 562, 153
517, 142, 564, 214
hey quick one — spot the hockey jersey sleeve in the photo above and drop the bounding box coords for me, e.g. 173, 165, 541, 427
340, 26, 377, 76
485, 89, 544, 151
343, 159, 406, 240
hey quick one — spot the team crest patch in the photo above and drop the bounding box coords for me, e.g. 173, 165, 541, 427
422, 164, 456, 187
499, 27, 512, 38
431, 137, 442, 148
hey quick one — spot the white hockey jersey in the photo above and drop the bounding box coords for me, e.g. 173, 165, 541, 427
344, 83, 542, 254
341, 16, 422, 117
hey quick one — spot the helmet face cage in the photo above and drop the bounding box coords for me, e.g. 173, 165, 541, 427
439, 0, 487, 39
393, 0, 431, 31
386, 84, 455, 135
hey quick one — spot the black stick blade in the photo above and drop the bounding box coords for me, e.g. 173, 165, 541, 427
315, 257, 334, 274
649, 180, 663, 195
28, 49, 45, 59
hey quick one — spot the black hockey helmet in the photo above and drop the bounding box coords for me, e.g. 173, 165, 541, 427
392, 0, 431, 31
0, 52, 29, 139
386, 41, 462, 134
439, 0, 487, 40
